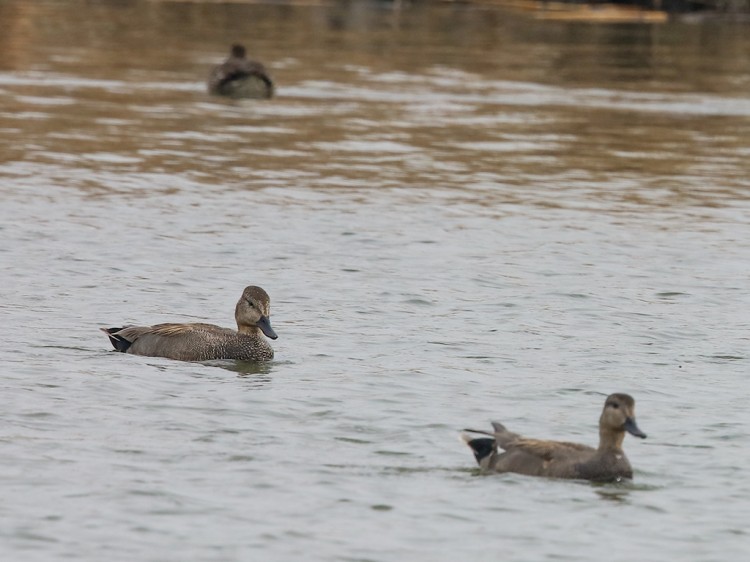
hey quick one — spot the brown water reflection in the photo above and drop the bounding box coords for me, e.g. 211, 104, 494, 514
2, 1, 750, 87
1, 1, 749, 210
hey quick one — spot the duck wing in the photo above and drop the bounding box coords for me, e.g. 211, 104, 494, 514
119, 323, 235, 360
507, 438, 594, 462
489, 421, 524, 449
146, 322, 226, 337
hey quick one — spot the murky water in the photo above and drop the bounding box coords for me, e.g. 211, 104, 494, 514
1, 1, 749, 560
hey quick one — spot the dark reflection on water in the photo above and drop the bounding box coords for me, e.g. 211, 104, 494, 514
595, 488, 631, 503
590, 479, 655, 503
204, 358, 276, 378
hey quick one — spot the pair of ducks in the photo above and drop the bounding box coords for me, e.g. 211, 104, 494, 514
102, 286, 646, 483
195, 49, 649, 483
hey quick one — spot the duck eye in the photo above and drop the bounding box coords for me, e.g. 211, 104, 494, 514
246, 299, 255, 308
610, 403, 619, 409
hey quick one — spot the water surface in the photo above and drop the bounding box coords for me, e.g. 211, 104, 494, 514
1, 1, 749, 561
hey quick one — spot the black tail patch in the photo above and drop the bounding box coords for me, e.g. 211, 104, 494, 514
466, 438, 496, 465
100, 327, 132, 353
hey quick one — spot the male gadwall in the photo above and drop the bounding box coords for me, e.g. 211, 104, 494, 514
462, 393, 646, 482
207, 44, 274, 99
102, 286, 278, 362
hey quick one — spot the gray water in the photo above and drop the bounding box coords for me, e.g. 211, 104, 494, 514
1, 1, 750, 560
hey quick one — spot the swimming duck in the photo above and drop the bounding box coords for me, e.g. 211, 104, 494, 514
462, 393, 646, 481
102, 286, 277, 362
207, 44, 274, 99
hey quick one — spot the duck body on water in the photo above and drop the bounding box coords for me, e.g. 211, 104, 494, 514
102, 286, 277, 362
207, 44, 274, 100
463, 393, 646, 482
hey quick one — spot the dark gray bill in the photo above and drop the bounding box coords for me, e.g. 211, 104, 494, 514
257, 315, 278, 340
624, 417, 647, 439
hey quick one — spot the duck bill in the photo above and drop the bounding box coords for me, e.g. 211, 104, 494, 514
256, 315, 278, 340
624, 417, 647, 439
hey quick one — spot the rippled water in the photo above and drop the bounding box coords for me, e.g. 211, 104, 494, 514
1, 1, 749, 560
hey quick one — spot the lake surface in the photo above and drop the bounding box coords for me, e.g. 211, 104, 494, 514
1, 1, 749, 560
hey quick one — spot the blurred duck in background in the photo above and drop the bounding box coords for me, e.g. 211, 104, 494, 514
208, 44, 274, 99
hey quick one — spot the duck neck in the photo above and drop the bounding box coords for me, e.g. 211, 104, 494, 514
598, 428, 625, 452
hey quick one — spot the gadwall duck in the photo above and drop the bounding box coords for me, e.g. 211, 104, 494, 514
207, 44, 274, 99
102, 286, 278, 362
462, 393, 646, 482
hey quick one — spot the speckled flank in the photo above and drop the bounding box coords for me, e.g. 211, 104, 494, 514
102, 286, 277, 362
462, 393, 646, 482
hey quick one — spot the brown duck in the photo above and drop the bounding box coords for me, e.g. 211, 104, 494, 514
102, 286, 277, 362
207, 44, 274, 99
462, 393, 646, 482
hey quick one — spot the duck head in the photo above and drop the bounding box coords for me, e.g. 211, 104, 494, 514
600, 393, 647, 445
235, 285, 277, 339
230, 44, 246, 59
